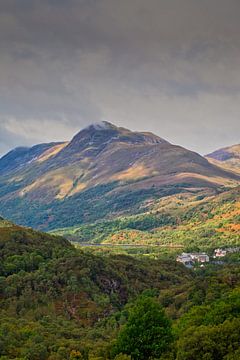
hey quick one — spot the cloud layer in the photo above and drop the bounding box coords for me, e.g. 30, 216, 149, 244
0, 0, 240, 155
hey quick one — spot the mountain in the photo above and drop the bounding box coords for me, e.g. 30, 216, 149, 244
206, 144, 240, 174
0, 121, 239, 230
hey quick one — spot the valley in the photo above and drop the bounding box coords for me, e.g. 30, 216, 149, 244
0, 122, 239, 360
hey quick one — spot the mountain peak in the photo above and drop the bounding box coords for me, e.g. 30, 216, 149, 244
69, 122, 167, 153
83, 121, 116, 131
0, 124, 239, 231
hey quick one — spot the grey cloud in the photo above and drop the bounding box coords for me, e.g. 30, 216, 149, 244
0, 122, 33, 156
0, 0, 240, 156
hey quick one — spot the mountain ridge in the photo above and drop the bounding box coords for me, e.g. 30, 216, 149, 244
0, 122, 239, 230
206, 144, 240, 174
0, 142, 66, 175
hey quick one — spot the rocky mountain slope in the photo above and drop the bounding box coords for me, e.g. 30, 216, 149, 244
206, 144, 240, 174
0, 122, 239, 230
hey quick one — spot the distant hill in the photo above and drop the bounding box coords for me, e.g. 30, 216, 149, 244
0, 121, 239, 230
206, 144, 240, 174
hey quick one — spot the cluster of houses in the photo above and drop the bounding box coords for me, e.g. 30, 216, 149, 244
176, 252, 209, 268
177, 247, 240, 268
213, 247, 240, 258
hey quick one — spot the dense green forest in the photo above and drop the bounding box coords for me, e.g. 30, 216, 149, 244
1, 218, 240, 359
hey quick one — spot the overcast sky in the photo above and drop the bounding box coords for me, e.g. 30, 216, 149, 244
0, 0, 240, 156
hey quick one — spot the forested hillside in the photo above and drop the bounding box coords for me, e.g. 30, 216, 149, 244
1, 218, 240, 359
53, 186, 240, 248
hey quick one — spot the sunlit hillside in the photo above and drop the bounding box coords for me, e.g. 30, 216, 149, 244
53, 187, 240, 248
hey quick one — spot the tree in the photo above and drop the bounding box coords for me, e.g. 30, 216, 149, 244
112, 295, 173, 360
176, 318, 240, 360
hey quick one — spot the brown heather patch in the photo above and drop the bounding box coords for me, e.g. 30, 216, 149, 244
37, 142, 68, 163
67, 182, 87, 197
228, 223, 240, 232
111, 164, 150, 181
216, 224, 240, 233
56, 178, 74, 199
19, 172, 74, 199
19, 166, 87, 200
175, 172, 239, 187
212, 202, 240, 220
103, 229, 150, 245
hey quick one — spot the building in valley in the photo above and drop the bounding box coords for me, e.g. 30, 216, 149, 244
177, 252, 209, 267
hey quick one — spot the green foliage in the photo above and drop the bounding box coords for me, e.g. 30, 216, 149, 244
1, 217, 240, 359
176, 318, 240, 360
52, 187, 240, 249
112, 296, 173, 359
53, 212, 176, 243
0, 219, 191, 359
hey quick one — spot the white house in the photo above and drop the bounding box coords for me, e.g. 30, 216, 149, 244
176, 252, 209, 267
190, 253, 209, 263
176, 253, 194, 268
214, 248, 227, 258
